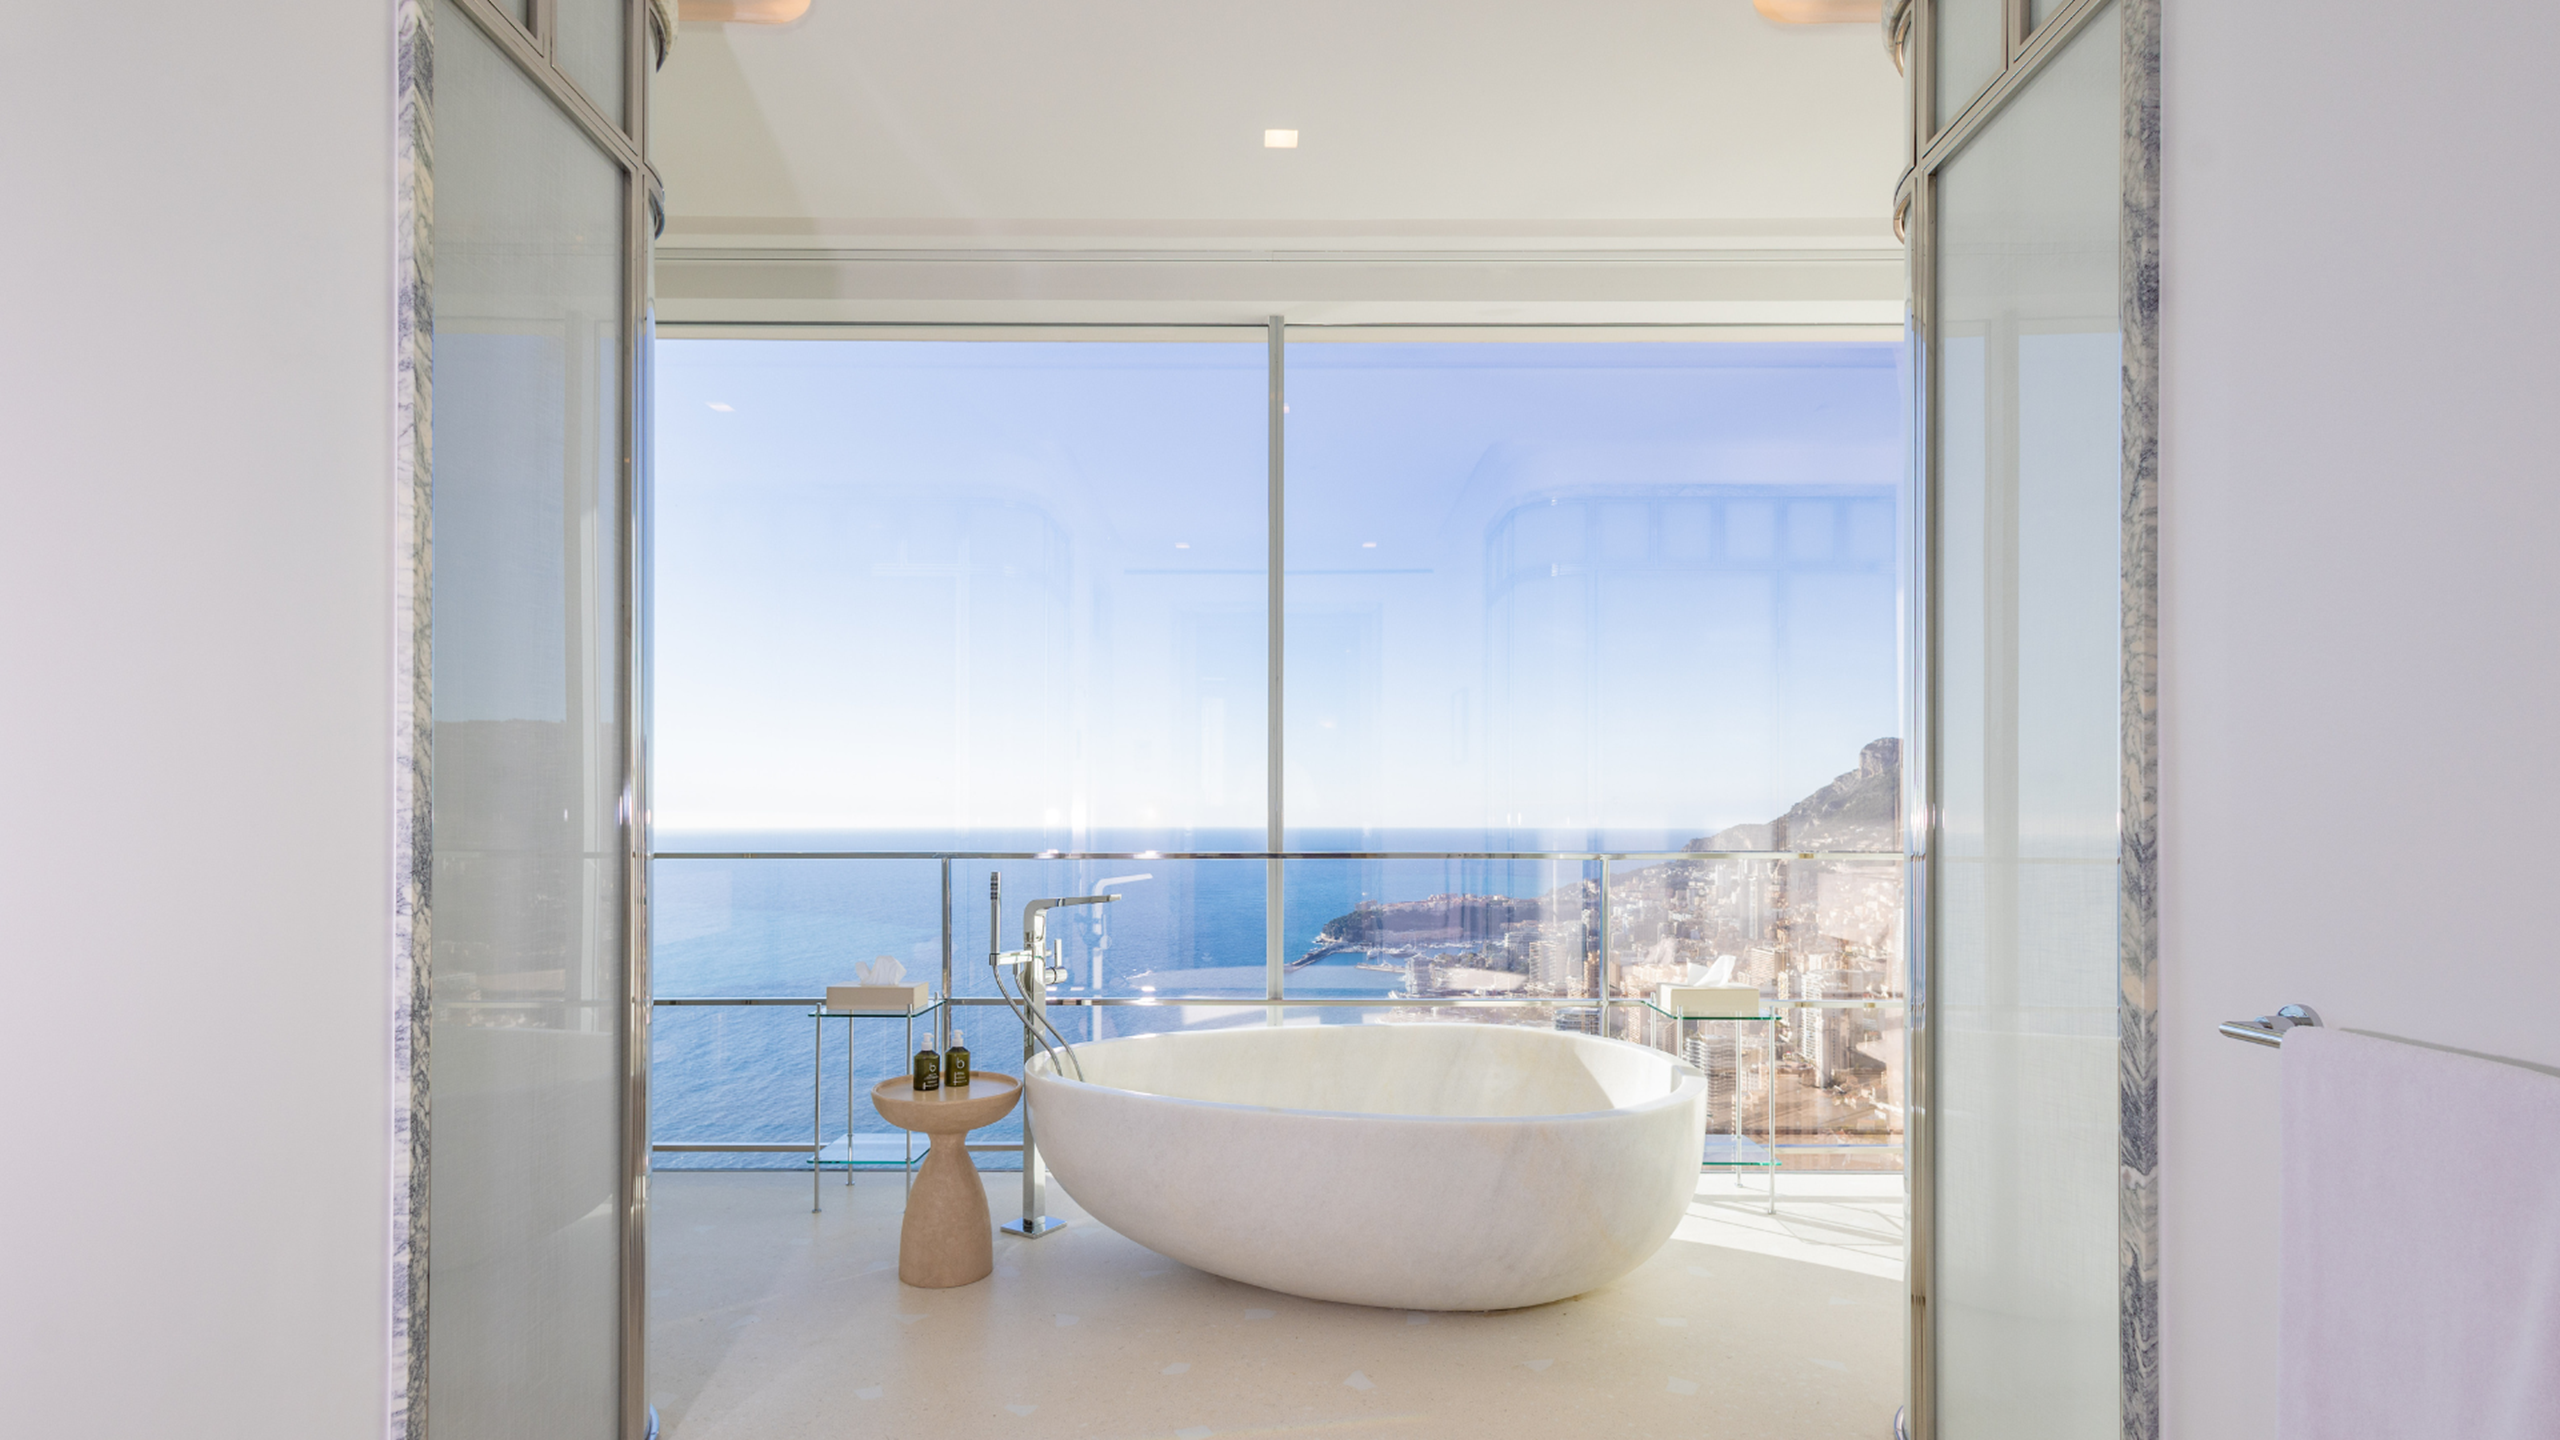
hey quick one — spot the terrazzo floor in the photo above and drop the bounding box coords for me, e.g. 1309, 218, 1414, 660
651, 1168, 1905, 1440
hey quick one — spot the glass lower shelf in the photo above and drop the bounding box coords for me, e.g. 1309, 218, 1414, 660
1701, 1135, 1778, 1168
817, 1134, 926, 1169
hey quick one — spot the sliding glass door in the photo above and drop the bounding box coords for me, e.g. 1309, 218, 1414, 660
1912, 0, 2139, 1435
422, 1, 651, 1436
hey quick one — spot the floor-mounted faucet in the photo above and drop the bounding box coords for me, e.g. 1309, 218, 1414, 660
988, 876, 1118, 1237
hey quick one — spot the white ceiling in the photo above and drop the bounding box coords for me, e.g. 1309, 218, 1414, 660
650, 0, 1908, 325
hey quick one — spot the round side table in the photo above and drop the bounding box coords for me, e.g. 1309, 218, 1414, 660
869, 1073, 1022, 1288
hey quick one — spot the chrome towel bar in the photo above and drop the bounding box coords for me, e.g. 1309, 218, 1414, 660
2221, 1004, 2322, 1048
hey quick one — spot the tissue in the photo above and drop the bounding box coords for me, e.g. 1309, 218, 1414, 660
827, 956, 932, 1014
1659, 954, 1758, 1017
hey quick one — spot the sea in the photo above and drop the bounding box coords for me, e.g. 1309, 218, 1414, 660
649, 827, 1695, 1169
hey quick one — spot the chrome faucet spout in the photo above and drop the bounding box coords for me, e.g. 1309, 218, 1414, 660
1022, 892, 1120, 953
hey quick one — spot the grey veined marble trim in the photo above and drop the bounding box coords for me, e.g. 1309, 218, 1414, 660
2118, 0, 2163, 1435
390, 1, 433, 1437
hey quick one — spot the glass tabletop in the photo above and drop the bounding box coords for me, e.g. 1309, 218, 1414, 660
1625, 996, 1777, 1021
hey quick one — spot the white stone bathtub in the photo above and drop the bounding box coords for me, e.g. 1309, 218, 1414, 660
1024, 1022, 1708, 1311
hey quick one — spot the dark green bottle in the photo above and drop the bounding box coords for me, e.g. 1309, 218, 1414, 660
944, 1030, 971, 1088
911, 1043, 941, 1091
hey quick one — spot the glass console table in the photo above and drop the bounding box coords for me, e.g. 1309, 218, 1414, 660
808, 998, 944, 1213
1623, 997, 1781, 1212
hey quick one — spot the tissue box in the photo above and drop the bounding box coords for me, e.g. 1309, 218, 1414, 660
1657, 984, 1763, 1018
824, 983, 931, 1014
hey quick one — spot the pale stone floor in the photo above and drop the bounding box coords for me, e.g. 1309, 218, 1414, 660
651, 1168, 1905, 1440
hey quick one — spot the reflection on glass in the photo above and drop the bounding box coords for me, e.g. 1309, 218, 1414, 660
1935, 0, 2008, 133
1599, 853, 1904, 996
1280, 845, 1905, 1151
1284, 342, 1902, 854
426, 4, 626, 1436
654, 340, 1268, 852
1284, 855, 1596, 999
1931, 8, 2122, 1438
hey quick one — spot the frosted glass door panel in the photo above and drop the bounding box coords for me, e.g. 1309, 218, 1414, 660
427, 6, 629, 1438
652, 340, 1268, 852
554, 0, 627, 125
1934, 0, 2007, 133
1930, 8, 2121, 1439
1282, 341, 1902, 854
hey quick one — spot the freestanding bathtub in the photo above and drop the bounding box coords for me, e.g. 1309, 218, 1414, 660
1024, 1022, 1708, 1311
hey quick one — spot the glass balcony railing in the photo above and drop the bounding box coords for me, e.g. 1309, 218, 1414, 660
646, 847, 1906, 1175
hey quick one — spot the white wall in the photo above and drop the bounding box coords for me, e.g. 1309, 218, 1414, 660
2157, 2, 2560, 1435
0, 4, 393, 1437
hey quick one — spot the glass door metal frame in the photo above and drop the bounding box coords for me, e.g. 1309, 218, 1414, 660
1890, 0, 2160, 1437
395, 1, 662, 1436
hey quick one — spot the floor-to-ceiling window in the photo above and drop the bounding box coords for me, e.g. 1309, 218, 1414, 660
645, 329, 1908, 1176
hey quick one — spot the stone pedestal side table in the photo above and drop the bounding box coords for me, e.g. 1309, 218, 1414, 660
869, 1073, 1022, 1288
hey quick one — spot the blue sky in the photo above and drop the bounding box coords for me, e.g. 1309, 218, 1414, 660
652, 337, 1903, 846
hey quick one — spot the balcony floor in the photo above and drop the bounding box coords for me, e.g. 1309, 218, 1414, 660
650, 1167, 1904, 1439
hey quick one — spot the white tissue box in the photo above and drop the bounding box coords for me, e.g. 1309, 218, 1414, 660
1657, 984, 1762, 1018
824, 983, 931, 1014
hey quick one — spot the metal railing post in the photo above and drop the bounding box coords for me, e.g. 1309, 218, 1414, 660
811, 1010, 822, 1212
1596, 856, 1612, 1038
1265, 316, 1286, 1028
940, 858, 954, 1052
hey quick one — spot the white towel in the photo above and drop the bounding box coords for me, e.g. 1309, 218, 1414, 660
2280, 1027, 2560, 1439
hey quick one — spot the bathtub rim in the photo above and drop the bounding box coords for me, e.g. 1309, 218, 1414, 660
1024, 1024, 1707, 1127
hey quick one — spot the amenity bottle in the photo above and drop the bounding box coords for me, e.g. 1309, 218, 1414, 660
912, 1043, 941, 1091
944, 1031, 971, 1088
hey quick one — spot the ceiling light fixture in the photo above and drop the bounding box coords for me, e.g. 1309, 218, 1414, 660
676, 0, 811, 23
707, 401, 734, 412
1264, 130, 1299, 149
1751, 0, 1881, 22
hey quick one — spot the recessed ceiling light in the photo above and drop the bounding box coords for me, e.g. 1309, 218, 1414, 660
1175, 541, 1191, 549
1264, 130, 1299, 149
1361, 541, 1377, 548
707, 401, 734, 412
